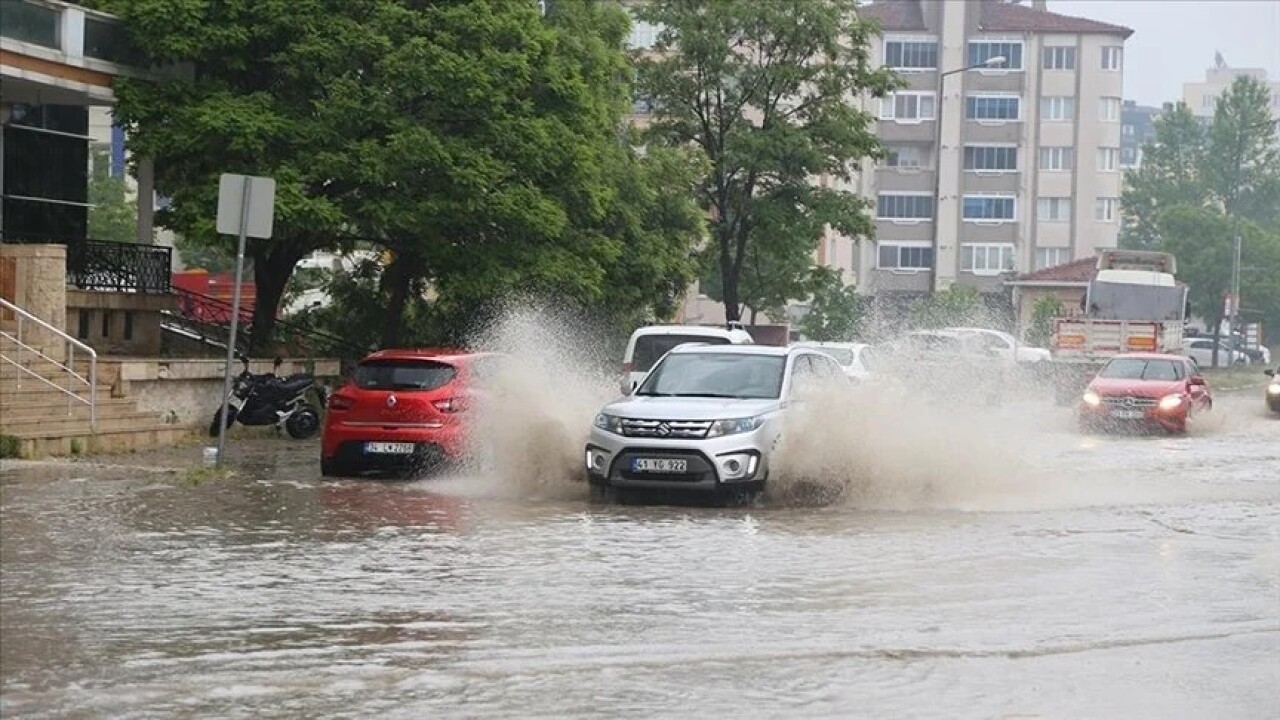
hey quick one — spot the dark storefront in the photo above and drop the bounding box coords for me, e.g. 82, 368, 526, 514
2, 103, 91, 242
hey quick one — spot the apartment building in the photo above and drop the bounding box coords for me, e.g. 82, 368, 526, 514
1120, 100, 1162, 170
845, 0, 1132, 307
1182, 57, 1280, 130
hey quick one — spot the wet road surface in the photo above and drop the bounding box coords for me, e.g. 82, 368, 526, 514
2, 393, 1278, 719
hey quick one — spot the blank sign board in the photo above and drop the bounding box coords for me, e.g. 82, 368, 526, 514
216, 173, 276, 239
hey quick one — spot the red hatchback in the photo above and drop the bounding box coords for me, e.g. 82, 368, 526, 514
321, 349, 501, 477
1079, 353, 1212, 434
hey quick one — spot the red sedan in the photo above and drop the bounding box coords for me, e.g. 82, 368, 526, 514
321, 349, 502, 477
1079, 353, 1212, 434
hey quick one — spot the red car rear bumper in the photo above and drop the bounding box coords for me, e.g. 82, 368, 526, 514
321, 419, 468, 462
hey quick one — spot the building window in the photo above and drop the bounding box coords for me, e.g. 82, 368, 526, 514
123, 311, 135, 342
965, 94, 1020, 121
884, 38, 938, 70
878, 242, 934, 270
1035, 248, 1072, 270
1041, 96, 1075, 121
1201, 94, 1218, 111
1042, 46, 1076, 70
1101, 46, 1123, 71
968, 40, 1023, 70
1097, 147, 1119, 171
1039, 146, 1075, 171
963, 145, 1017, 172
884, 144, 926, 168
78, 310, 90, 340
1122, 123, 1135, 136
626, 19, 663, 50
1100, 97, 1121, 122
962, 194, 1016, 222
1121, 147, 1139, 167
1095, 197, 1118, 222
877, 193, 934, 220
961, 243, 1016, 274
880, 92, 936, 122
1036, 197, 1072, 222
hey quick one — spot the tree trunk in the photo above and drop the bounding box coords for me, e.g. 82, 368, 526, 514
719, 235, 740, 323
247, 240, 308, 355
380, 251, 418, 348
1208, 312, 1223, 368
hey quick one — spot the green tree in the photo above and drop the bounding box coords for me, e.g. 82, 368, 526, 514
798, 266, 864, 341
1202, 76, 1280, 224
87, 145, 137, 244
1025, 294, 1062, 347
635, 0, 898, 323
1120, 102, 1207, 251
908, 285, 983, 329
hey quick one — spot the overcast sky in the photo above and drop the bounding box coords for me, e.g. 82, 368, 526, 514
1050, 0, 1280, 107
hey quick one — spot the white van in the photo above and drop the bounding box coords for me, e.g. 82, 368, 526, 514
621, 324, 755, 394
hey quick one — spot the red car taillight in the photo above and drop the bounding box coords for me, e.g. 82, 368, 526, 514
433, 397, 468, 413
329, 395, 354, 411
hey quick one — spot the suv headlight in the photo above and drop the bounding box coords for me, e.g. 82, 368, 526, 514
707, 416, 765, 438
1158, 393, 1185, 410
1268, 382, 1280, 396
594, 413, 623, 434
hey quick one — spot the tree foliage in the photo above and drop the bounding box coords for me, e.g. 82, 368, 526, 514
87, 145, 137, 244
635, 0, 898, 323
1025, 294, 1062, 347
908, 285, 983, 330
798, 267, 865, 341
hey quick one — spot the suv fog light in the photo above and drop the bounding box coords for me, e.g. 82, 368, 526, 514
719, 453, 758, 482
585, 449, 608, 472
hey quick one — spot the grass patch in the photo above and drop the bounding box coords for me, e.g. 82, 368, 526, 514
183, 465, 235, 486
0, 435, 22, 460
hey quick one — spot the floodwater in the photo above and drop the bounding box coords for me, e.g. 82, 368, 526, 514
2, 392, 1278, 719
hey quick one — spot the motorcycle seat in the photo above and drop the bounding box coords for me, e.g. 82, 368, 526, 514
278, 375, 314, 394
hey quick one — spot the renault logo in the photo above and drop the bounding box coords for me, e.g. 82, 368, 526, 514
386, 395, 398, 408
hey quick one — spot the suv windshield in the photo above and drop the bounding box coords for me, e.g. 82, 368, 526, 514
1098, 358, 1184, 381
632, 334, 732, 373
637, 353, 786, 400
355, 360, 456, 391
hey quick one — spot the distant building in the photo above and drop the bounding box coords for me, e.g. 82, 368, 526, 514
1182, 55, 1280, 133
1120, 101, 1161, 169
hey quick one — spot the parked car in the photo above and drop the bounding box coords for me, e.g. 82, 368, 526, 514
791, 341, 877, 382
586, 344, 846, 503
321, 349, 503, 477
1079, 353, 1212, 434
1183, 338, 1248, 367
880, 330, 1007, 404
944, 327, 1052, 366
1226, 336, 1271, 365
1266, 367, 1280, 414
620, 324, 754, 395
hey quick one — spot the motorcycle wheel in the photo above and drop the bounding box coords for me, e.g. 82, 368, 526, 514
285, 405, 321, 439
208, 407, 238, 437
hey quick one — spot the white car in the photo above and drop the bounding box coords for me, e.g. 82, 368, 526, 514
1183, 338, 1248, 367
791, 341, 877, 382
620, 324, 755, 394
945, 327, 1051, 365
587, 344, 845, 502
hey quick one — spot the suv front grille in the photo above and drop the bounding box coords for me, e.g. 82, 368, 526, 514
618, 418, 712, 439
1102, 395, 1157, 407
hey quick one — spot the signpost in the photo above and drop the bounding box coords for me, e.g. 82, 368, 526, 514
213, 173, 276, 468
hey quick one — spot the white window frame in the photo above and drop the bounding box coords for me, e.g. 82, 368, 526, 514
877, 192, 935, 223
1041, 96, 1076, 122
961, 243, 1017, 275
1039, 146, 1074, 171
967, 37, 1025, 72
883, 35, 939, 72
877, 241, 934, 272
1101, 46, 1123, 71
1097, 147, 1119, 172
1099, 97, 1121, 122
1042, 46, 1076, 71
1035, 247, 1072, 270
962, 193, 1017, 224
880, 91, 937, 123
1095, 197, 1118, 222
1036, 197, 1072, 222
965, 93, 1022, 124
884, 144, 927, 170
626, 18, 663, 50
963, 144, 1018, 173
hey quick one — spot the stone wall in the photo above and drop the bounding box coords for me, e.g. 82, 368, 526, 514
65, 289, 176, 356
0, 244, 68, 359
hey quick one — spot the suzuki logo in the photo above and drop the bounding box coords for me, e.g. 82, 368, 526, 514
386, 395, 398, 408
656, 422, 672, 437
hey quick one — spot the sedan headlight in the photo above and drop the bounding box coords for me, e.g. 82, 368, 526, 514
1268, 383, 1280, 396
707, 416, 765, 438
593, 413, 624, 434
1082, 390, 1101, 407
1158, 393, 1185, 410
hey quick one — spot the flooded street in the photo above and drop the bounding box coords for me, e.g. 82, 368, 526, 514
2, 393, 1278, 719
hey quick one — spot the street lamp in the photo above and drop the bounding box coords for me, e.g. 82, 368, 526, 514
931, 55, 1007, 293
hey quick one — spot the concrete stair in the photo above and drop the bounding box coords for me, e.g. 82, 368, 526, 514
1, 351, 191, 459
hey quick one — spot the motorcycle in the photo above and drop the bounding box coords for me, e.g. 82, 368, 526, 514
208, 356, 327, 439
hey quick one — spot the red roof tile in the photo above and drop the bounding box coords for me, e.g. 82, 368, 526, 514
857, 2, 1133, 38
1012, 256, 1098, 283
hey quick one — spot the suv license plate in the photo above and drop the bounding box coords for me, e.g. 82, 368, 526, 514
633, 458, 688, 473
1112, 409, 1145, 419
365, 442, 415, 455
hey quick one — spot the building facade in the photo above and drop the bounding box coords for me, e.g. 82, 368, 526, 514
1120, 100, 1161, 170
1182, 57, 1280, 131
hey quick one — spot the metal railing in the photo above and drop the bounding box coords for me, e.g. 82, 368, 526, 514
65, 239, 173, 294
163, 287, 367, 359
0, 297, 97, 430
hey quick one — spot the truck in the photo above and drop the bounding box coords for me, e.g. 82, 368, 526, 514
1047, 250, 1188, 404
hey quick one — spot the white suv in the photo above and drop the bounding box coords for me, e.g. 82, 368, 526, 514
586, 344, 845, 502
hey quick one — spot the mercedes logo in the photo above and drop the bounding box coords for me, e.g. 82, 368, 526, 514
386, 394, 398, 408
1124, 397, 1136, 407
656, 422, 672, 437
